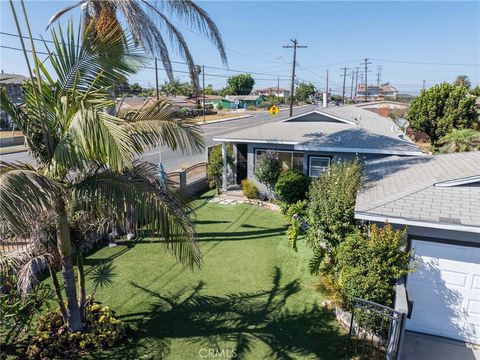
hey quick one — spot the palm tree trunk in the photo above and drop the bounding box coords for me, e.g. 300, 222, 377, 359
48, 262, 68, 323
56, 198, 83, 332
76, 246, 86, 322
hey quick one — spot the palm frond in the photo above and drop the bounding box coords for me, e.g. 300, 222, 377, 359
47, 0, 87, 29
17, 254, 51, 297
0, 162, 60, 235
126, 99, 204, 155
73, 162, 202, 269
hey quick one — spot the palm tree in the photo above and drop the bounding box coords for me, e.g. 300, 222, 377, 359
1, 6, 204, 332
454, 75, 471, 89
47, 0, 228, 90
439, 128, 480, 153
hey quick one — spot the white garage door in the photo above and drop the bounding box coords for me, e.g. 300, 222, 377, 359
406, 240, 480, 344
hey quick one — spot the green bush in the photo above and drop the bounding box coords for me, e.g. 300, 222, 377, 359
216, 103, 223, 110
207, 144, 233, 194
254, 150, 280, 199
334, 224, 412, 308
26, 303, 127, 359
305, 161, 363, 275
241, 179, 259, 199
275, 170, 311, 204
247, 104, 256, 111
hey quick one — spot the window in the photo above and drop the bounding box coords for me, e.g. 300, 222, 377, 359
255, 150, 304, 172
309, 157, 330, 177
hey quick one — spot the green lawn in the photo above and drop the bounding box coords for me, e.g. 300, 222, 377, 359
82, 192, 347, 359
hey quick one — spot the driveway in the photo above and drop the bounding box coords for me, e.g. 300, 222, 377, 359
401, 331, 480, 360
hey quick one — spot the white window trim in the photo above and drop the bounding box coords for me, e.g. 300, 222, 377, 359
308, 156, 331, 177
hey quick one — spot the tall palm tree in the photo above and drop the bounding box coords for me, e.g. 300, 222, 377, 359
439, 128, 480, 153
47, 0, 228, 90
1, 6, 204, 331
454, 75, 471, 89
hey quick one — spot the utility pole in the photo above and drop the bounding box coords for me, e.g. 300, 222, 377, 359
340, 67, 349, 105
283, 39, 307, 116
376, 65, 382, 85
202, 64, 206, 123
350, 69, 355, 100
362, 58, 372, 102
154, 57, 159, 100
277, 76, 280, 102
354, 66, 359, 98
326, 69, 329, 104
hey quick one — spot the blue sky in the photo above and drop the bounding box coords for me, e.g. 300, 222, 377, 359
1, 1, 479, 94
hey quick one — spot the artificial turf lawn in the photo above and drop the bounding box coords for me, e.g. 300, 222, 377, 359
82, 192, 347, 359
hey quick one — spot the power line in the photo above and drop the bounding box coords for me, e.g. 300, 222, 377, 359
371, 58, 480, 66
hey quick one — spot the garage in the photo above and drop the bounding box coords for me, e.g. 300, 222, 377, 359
406, 239, 480, 344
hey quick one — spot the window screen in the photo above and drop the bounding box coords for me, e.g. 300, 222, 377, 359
309, 157, 330, 177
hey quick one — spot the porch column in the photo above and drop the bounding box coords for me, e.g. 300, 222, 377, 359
221, 142, 228, 192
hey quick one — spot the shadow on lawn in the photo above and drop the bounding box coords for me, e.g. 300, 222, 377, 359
94, 267, 346, 360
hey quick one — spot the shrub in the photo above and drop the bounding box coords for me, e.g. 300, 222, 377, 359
254, 150, 280, 199
216, 103, 223, 110
334, 224, 412, 308
284, 200, 308, 252
247, 104, 256, 111
207, 144, 233, 194
275, 170, 311, 204
241, 179, 259, 199
26, 303, 127, 359
179, 107, 191, 118
305, 161, 363, 275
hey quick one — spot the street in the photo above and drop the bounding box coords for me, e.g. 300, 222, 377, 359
1, 104, 317, 172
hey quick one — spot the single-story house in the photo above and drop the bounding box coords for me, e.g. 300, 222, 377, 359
253, 87, 291, 98
196, 95, 234, 109
355, 152, 480, 345
213, 105, 423, 192
225, 95, 265, 108
356, 100, 409, 118
117, 96, 196, 112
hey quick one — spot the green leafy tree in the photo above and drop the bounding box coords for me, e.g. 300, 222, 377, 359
407, 82, 477, 146
295, 82, 315, 103
439, 128, 480, 153
470, 86, 480, 97
254, 150, 281, 199
48, 0, 227, 90
226, 74, 255, 95
0, 19, 203, 332
454, 75, 471, 89
306, 161, 363, 275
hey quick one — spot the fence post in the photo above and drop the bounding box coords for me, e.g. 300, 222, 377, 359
179, 170, 187, 189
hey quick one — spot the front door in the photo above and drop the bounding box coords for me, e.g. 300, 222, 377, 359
236, 143, 248, 184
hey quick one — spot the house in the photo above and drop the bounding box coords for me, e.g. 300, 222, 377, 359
225, 95, 265, 109
0, 72, 27, 129
253, 87, 291, 99
356, 100, 409, 118
356, 82, 399, 102
196, 95, 234, 109
355, 152, 480, 345
212, 105, 422, 192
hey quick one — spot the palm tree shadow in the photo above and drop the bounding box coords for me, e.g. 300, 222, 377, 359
96, 267, 347, 359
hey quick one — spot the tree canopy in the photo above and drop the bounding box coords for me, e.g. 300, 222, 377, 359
226, 74, 255, 95
295, 82, 315, 103
454, 75, 471, 89
407, 82, 478, 146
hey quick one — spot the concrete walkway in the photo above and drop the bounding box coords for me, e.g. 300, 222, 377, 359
401, 331, 480, 360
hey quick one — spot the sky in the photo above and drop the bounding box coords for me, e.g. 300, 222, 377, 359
1, 0, 479, 95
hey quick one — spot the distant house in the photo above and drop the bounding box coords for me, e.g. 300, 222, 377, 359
213, 105, 422, 192
356, 101, 409, 117
253, 87, 290, 99
355, 152, 480, 346
0, 72, 27, 128
196, 95, 234, 109
226, 95, 265, 109
356, 82, 399, 102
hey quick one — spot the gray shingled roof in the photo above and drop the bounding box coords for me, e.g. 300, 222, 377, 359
355, 152, 480, 231
0, 73, 28, 84
214, 105, 421, 155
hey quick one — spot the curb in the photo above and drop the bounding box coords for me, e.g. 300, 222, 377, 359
196, 114, 253, 125
0, 145, 28, 155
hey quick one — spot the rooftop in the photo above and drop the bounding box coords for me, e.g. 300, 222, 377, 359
355, 152, 480, 232
0, 73, 28, 84
214, 105, 421, 156
226, 95, 264, 101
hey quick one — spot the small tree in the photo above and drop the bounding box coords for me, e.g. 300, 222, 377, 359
295, 82, 315, 103
439, 128, 480, 153
226, 74, 255, 95
454, 75, 471, 89
207, 144, 233, 194
254, 150, 281, 199
275, 170, 311, 205
306, 161, 363, 275
407, 83, 477, 146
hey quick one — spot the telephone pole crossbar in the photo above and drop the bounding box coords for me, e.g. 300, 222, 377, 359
283, 39, 307, 116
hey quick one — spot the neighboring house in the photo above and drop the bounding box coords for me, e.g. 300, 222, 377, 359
196, 95, 234, 109
253, 87, 291, 99
355, 152, 480, 345
225, 95, 265, 108
356, 101, 409, 117
213, 105, 422, 192
0, 72, 27, 128
356, 82, 399, 102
